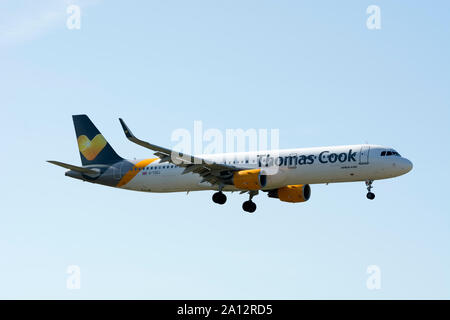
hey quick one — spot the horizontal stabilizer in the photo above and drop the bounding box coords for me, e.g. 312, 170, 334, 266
47, 160, 99, 175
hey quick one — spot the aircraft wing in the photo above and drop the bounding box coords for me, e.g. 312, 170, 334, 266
119, 118, 240, 185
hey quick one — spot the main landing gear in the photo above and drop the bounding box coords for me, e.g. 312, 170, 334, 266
365, 180, 375, 200
211, 189, 258, 213
242, 191, 258, 214
212, 191, 227, 205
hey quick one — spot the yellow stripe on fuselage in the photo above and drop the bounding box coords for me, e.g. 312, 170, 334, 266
116, 158, 158, 187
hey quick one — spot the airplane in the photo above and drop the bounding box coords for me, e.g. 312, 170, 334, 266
48, 115, 413, 213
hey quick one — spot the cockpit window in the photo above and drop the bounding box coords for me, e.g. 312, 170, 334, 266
381, 150, 401, 157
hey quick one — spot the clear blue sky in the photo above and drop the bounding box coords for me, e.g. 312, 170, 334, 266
0, 0, 449, 299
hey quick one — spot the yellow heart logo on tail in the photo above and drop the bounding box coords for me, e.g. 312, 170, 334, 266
77, 134, 107, 160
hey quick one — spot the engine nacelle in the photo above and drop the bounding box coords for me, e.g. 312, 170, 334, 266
268, 184, 311, 203
233, 169, 267, 190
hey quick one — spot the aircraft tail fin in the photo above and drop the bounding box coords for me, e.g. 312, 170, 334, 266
72, 115, 123, 166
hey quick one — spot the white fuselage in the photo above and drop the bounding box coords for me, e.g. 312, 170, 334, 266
120, 144, 413, 193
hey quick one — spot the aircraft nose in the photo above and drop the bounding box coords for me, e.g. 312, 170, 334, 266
402, 158, 413, 174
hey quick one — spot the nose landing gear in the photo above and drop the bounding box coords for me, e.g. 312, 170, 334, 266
365, 180, 375, 200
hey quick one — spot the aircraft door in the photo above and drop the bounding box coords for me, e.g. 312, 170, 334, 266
113, 162, 125, 180
287, 153, 297, 169
359, 145, 370, 165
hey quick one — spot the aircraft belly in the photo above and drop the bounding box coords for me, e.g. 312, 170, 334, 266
120, 171, 213, 192
281, 162, 374, 185
118, 155, 392, 192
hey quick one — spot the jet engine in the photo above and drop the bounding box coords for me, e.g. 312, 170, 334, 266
233, 169, 267, 190
268, 184, 311, 203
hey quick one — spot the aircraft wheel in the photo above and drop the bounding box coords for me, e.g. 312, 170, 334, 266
366, 192, 375, 200
242, 200, 257, 213
212, 192, 227, 205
